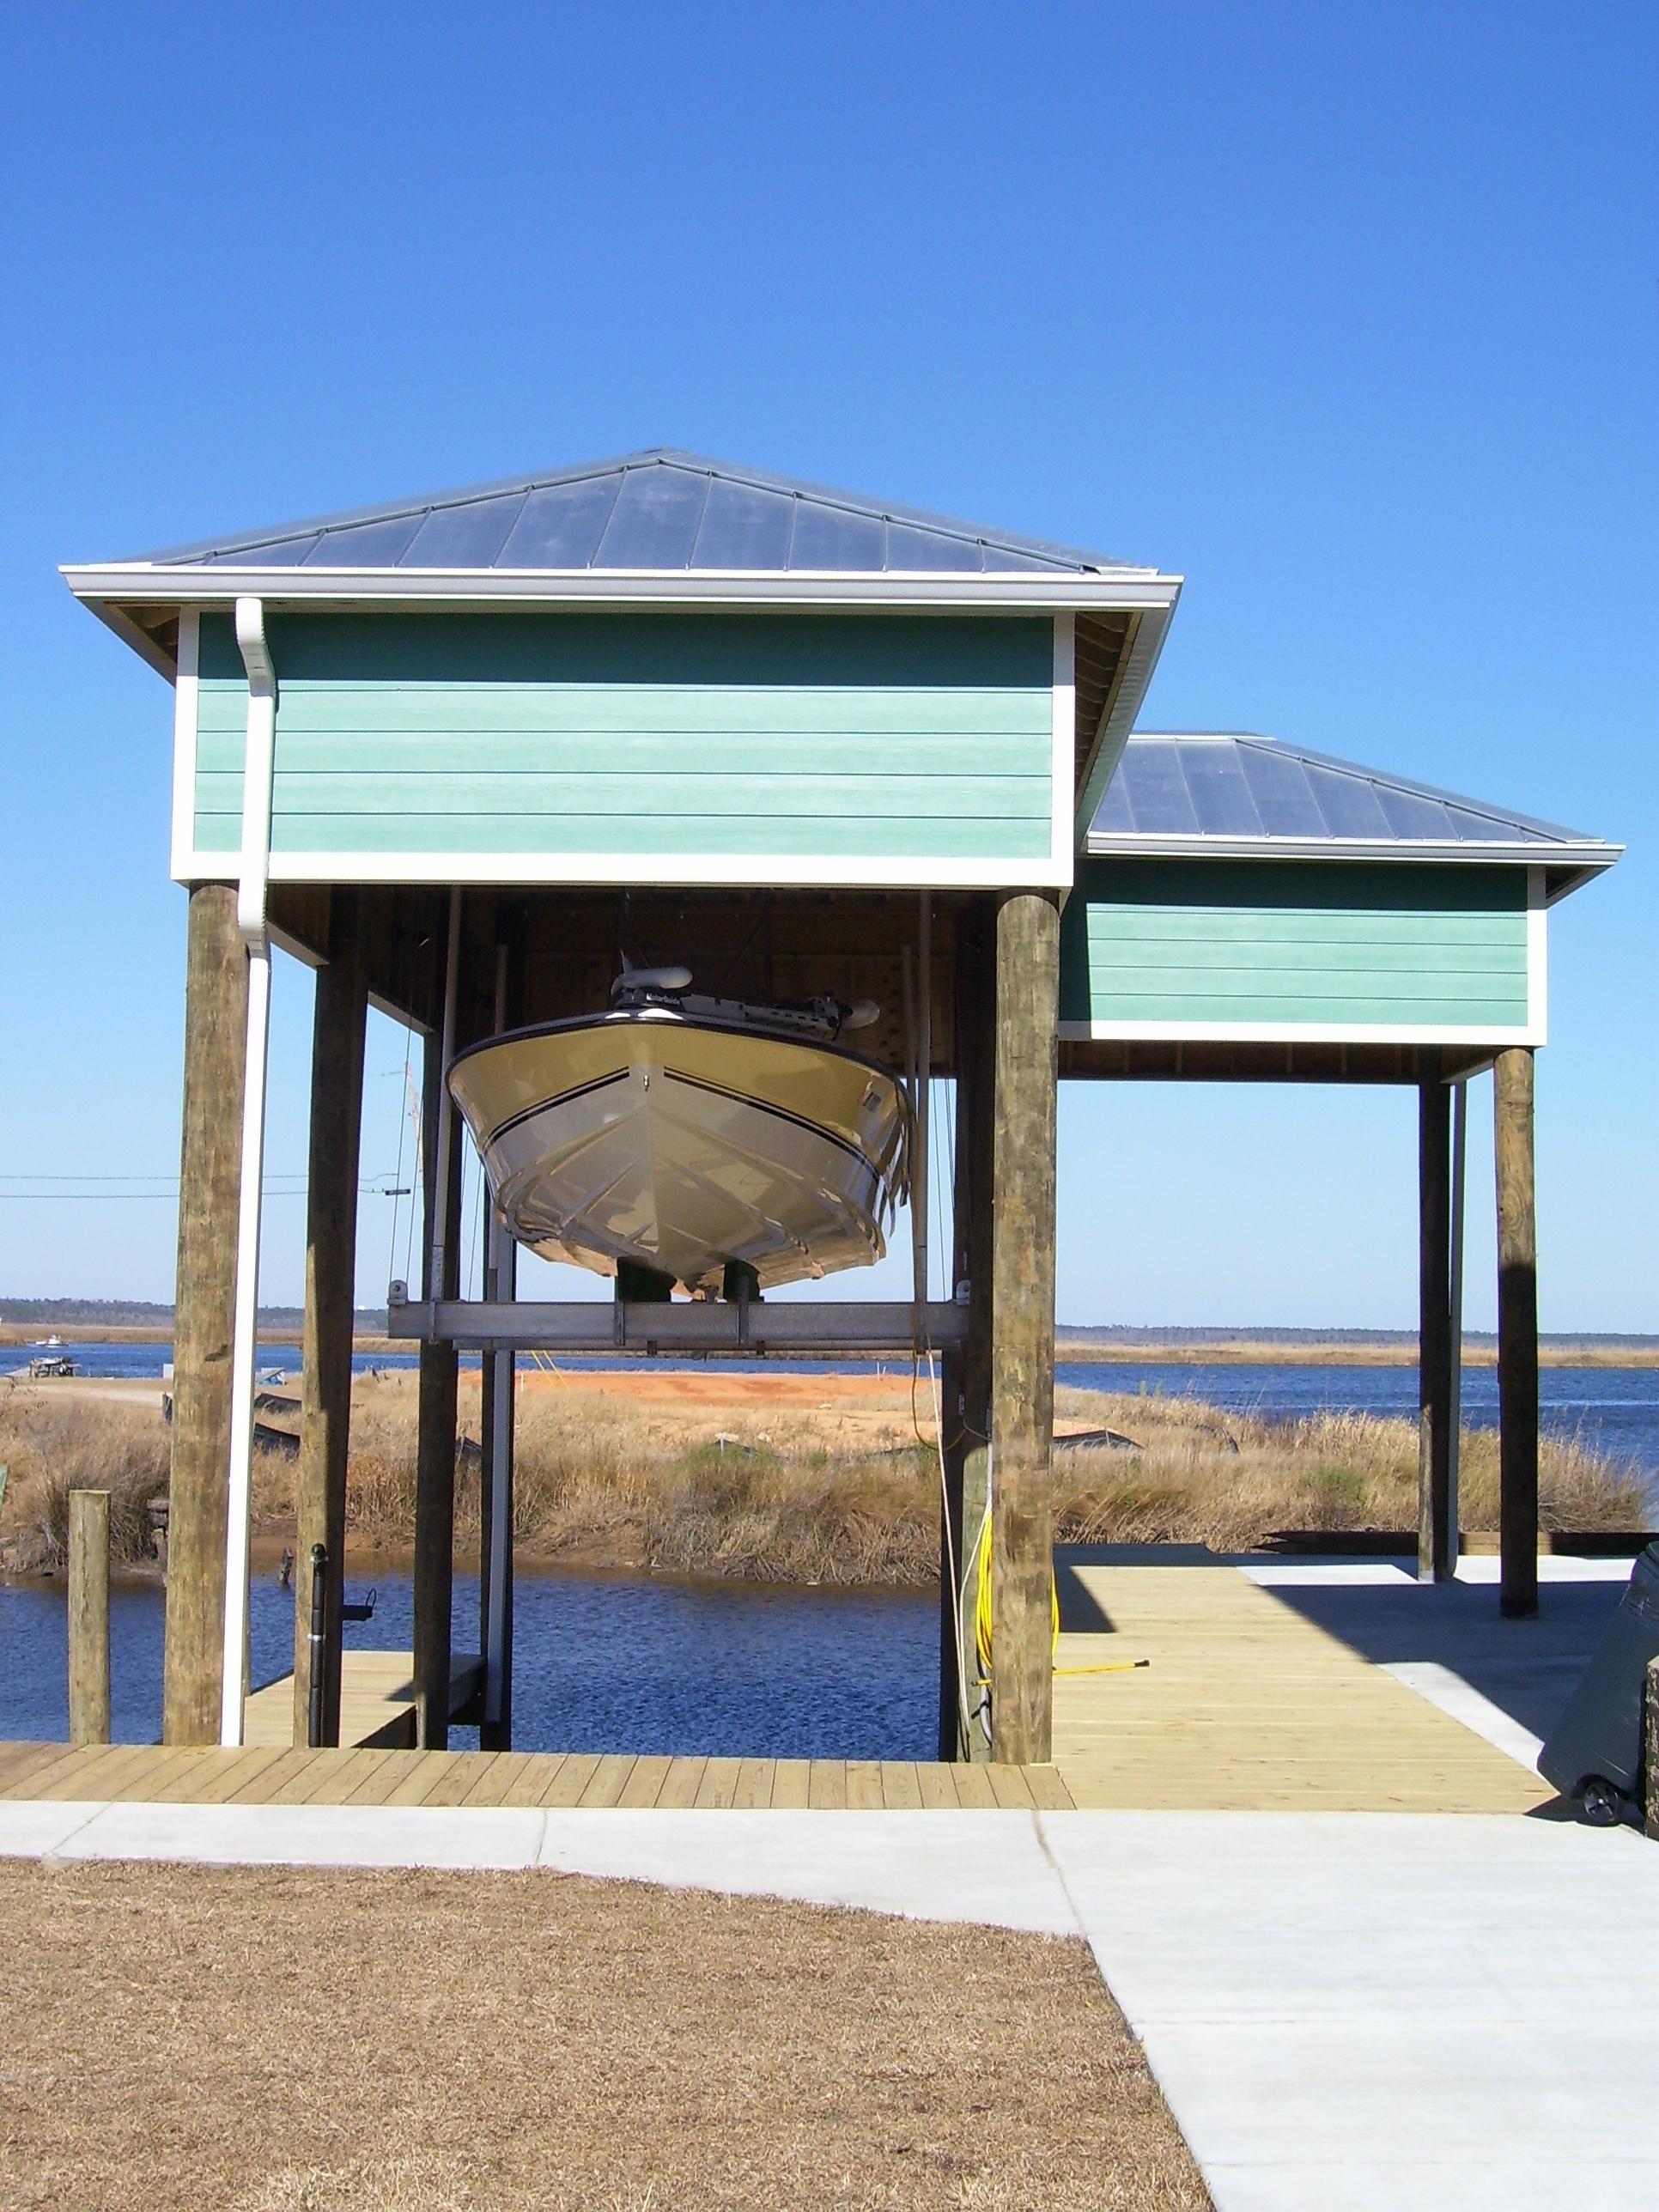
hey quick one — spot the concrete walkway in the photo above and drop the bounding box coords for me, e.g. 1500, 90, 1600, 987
3, 1796, 1656, 2209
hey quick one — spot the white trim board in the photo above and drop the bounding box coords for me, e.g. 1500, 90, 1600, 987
65, 563, 1184, 617
169, 609, 200, 883
178, 848, 1076, 893
1058, 1018, 1545, 1047
1050, 613, 1075, 876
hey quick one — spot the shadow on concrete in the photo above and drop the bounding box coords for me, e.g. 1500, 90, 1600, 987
1260, 1572, 1626, 1743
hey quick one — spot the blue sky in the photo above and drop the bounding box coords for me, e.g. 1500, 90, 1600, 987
1, 3, 1653, 1329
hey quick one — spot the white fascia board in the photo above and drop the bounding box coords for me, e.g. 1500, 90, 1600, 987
1083, 831, 1620, 881
174, 848, 1076, 893
169, 609, 199, 882
1527, 865, 1548, 1042
62, 562, 1182, 616
1072, 593, 1182, 842
1050, 615, 1075, 876
1059, 1017, 1547, 1048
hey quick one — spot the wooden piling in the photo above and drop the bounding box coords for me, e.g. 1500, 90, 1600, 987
164, 881, 249, 1746
68, 1488, 111, 1746
988, 890, 1060, 1765
940, 899, 994, 1759
414, 1028, 464, 1748
1494, 1047, 1540, 1619
293, 894, 368, 1746
1417, 1077, 1455, 1582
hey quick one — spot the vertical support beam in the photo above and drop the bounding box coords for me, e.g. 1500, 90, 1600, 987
414, 892, 464, 1746
1417, 1075, 1455, 1582
164, 882, 248, 1746
1495, 1047, 1540, 1618
939, 901, 980, 1759
989, 890, 1060, 1765
481, 927, 520, 1752
1447, 1078, 1468, 1548
69, 1488, 111, 1746
292, 893, 368, 1746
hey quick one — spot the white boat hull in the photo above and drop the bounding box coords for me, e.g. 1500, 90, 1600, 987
447, 1012, 909, 1294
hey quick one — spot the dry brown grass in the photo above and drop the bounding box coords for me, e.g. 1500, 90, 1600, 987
0, 1858, 1211, 2212
0, 1394, 170, 1572
2, 1369, 1647, 1587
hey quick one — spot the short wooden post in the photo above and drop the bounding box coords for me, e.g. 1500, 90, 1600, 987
293, 896, 368, 1746
164, 881, 249, 1746
414, 1025, 464, 1748
1644, 1656, 1658, 1843
1494, 1048, 1540, 1618
1417, 1078, 1455, 1582
988, 890, 1060, 1765
68, 1488, 111, 1746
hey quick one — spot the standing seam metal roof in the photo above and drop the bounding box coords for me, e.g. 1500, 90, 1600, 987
128, 449, 1151, 575
1089, 733, 1616, 861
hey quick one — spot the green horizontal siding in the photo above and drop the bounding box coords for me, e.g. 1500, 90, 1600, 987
1060, 860, 1531, 1031
193, 611, 1054, 866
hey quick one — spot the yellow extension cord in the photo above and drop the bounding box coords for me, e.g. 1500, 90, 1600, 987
971, 1512, 1149, 1686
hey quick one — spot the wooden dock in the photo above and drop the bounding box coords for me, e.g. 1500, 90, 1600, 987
0, 1740, 1073, 1811
0, 1563, 1552, 1817
1050, 1556, 1550, 1814
242, 1651, 483, 1751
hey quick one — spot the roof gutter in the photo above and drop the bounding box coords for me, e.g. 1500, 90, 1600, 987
219, 595, 276, 1746
60, 562, 1183, 621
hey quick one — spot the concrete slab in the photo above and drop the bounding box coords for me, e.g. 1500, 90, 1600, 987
537, 1808, 1078, 1935
0, 1800, 111, 1859
1041, 1810, 1659, 2212
52, 1801, 546, 1870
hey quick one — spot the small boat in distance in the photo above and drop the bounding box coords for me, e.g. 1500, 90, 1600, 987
447, 966, 910, 1297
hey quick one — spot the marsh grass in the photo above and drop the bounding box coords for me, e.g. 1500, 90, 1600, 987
2, 1372, 1648, 1584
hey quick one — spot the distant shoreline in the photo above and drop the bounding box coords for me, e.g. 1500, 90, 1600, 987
3, 1319, 1656, 1368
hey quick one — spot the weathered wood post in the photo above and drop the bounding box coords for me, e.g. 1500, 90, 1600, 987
414, 896, 465, 1746
1417, 1073, 1455, 1581
989, 890, 1060, 1765
68, 1488, 111, 1746
293, 892, 368, 1746
1494, 1047, 1540, 1619
165, 881, 249, 1745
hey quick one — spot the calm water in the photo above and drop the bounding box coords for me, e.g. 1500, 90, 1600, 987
5, 1344, 1655, 1749
0, 1569, 939, 1757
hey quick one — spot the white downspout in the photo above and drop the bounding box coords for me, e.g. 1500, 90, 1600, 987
220, 596, 276, 1745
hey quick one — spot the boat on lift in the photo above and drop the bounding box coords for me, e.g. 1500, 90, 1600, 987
447, 964, 911, 1297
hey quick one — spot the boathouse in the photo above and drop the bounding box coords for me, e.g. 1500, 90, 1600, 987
62, 449, 1619, 1761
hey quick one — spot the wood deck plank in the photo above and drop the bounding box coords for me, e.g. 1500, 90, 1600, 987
0, 1743, 94, 1796
732, 1757, 775, 1808
343, 1750, 436, 1807
950, 1763, 998, 1808
985, 1764, 1036, 1811
1023, 1764, 1077, 1811
808, 1760, 847, 1809
844, 1760, 885, 1810
418, 1753, 501, 1808
577, 1756, 639, 1808
458, 1753, 542, 1808
538, 1753, 602, 1808
915, 1763, 962, 1809
879, 1763, 924, 1810
693, 1758, 744, 1809
382, 1752, 465, 1807
654, 1758, 708, 1809
769, 1759, 812, 1809
616, 1754, 674, 1808
13, 1744, 155, 1800
301, 1750, 394, 1806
